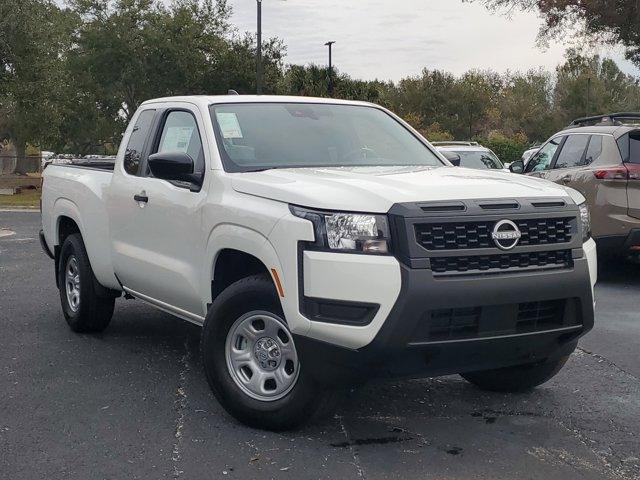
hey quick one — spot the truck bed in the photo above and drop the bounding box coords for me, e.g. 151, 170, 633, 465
44, 158, 115, 172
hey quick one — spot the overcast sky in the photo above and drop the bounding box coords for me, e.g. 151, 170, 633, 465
229, 0, 638, 81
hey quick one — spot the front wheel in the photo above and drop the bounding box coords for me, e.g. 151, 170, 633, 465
461, 355, 571, 392
201, 274, 331, 431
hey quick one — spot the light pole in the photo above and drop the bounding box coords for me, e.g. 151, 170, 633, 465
256, 0, 263, 95
325, 41, 335, 96
586, 76, 591, 117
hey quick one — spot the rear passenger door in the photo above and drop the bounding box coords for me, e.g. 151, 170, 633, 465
545, 134, 591, 188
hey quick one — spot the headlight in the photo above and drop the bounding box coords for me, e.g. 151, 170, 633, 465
291, 206, 391, 254
579, 202, 591, 242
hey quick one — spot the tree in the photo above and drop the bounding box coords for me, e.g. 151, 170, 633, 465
499, 69, 555, 140
453, 71, 501, 139
554, 49, 640, 124
471, 0, 640, 67
391, 69, 459, 134
58, 0, 286, 152
0, 0, 73, 170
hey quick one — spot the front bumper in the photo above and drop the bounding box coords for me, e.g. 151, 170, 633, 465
296, 253, 594, 385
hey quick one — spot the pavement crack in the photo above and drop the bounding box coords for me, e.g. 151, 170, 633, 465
336, 414, 365, 478
576, 347, 638, 381
171, 339, 191, 478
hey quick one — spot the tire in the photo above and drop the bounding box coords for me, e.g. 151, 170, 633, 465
461, 355, 571, 393
58, 233, 115, 333
201, 274, 330, 431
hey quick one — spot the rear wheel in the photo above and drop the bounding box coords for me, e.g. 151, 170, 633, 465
58, 233, 115, 333
201, 274, 330, 431
461, 355, 571, 392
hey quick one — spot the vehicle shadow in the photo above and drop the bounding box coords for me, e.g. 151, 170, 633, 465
597, 256, 640, 287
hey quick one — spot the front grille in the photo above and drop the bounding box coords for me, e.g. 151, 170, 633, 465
415, 217, 574, 251
430, 249, 573, 274
413, 299, 574, 343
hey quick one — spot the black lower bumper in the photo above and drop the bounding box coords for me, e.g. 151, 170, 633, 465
296, 256, 594, 386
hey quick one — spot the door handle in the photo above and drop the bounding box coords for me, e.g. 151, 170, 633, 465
560, 175, 572, 184
133, 193, 149, 203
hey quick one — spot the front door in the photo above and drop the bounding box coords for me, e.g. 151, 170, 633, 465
524, 136, 563, 179
109, 104, 210, 318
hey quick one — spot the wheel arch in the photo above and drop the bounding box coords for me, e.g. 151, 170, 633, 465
203, 224, 285, 312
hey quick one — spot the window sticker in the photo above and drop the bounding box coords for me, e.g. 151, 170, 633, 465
160, 126, 195, 153
216, 112, 244, 139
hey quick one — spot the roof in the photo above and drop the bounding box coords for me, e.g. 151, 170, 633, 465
559, 125, 634, 138
431, 141, 480, 147
141, 95, 375, 108
435, 145, 491, 152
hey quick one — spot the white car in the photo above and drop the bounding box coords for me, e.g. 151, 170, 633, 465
40, 95, 597, 430
433, 142, 509, 172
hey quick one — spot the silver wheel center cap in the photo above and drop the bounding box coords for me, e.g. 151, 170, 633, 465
254, 337, 281, 371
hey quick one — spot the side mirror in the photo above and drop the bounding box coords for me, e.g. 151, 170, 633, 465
441, 151, 461, 166
148, 152, 201, 186
509, 159, 525, 174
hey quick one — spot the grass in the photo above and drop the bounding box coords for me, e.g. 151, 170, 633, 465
0, 189, 41, 208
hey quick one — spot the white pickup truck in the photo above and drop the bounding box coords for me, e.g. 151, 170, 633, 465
40, 95, 597, 430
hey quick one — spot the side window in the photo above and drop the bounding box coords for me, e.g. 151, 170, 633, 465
617, 133, 630, 162
525, 137, 561, 173
124, 109, 155, 175
156, 111, 205, 175
628, 131, 640, 164
583, 136, 603, 166
553, 135, 590, 169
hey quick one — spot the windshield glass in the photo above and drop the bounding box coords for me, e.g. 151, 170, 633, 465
209, 103, 443, 172
453, 150, 504, 170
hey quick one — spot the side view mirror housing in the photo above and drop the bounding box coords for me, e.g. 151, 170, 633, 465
509, 159, 525, 174
148, 152, 201, 187
441, 151, 461, 166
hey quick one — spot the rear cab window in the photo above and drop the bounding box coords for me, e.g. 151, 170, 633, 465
124, 109, 155, 176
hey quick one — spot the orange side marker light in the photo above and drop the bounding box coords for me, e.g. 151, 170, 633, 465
271, 268, 285, 298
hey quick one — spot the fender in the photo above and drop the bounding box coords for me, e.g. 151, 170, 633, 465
51, 197, 85, 246
201, 223, 312, 336
51, 197, 120, 290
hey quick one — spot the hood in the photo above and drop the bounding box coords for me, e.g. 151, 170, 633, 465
231, 166, 583, 212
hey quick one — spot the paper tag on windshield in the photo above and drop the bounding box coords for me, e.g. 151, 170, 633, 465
160, 126, 194, 153
216, 112, 243, 139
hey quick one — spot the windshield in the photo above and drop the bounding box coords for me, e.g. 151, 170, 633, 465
209, 103, 443, 172
453, 150, 504, 170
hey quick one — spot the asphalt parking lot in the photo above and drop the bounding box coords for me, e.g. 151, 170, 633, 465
1, 210, 639, 480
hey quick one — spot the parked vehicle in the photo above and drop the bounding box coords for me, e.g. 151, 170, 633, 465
509, 113, 640, 256
520, 145, 541, 166
40, 96, 597, 431
432, 142, 508, 171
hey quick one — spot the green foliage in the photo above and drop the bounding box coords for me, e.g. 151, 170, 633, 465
3, 0, 640, 157
472, 0, 640, 68
0, 0, 75, 161
476, 131, 530, 164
